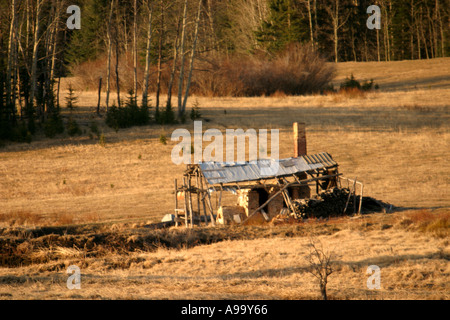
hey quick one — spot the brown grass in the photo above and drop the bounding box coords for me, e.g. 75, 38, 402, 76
0, 57, 449, 300
193, 44, 334, 96
328, 87, 368, 102
0, 211, 448, 300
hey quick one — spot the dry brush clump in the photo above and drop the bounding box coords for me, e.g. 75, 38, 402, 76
70, 44, 334, 98
396, 209, 449, 238
305, 236, 336, 300
193, 44, 335, 97
69, 52, 149, 92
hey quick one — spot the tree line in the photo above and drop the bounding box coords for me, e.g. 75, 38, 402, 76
0, 0, 448, 142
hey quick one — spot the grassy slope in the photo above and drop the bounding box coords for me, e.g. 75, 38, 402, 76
0, 58, 449, 300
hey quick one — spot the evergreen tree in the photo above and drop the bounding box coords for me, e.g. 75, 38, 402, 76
256, 0, 309, 53
65, 0, 109, 66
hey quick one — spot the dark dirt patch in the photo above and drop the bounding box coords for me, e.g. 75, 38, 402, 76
0, 220, 346, 268
2, 210, 432, 269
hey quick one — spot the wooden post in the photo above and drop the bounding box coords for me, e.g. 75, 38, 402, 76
218, 183, 223, 208
203, 178, 216, 226
196, 174, 204, 225
199, 176, 208, 226
277, 179, 296, 214
358, 183, 363, 214
183, 177, 188, 228
353, 177, 357, 214
174, 179, 178, 227
97, 77, 102, 114
206, 193, 216, 226
293, 122, 307, 157
188, 175, 194, 227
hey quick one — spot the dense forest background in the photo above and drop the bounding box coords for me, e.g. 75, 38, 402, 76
0, 0, 448, 141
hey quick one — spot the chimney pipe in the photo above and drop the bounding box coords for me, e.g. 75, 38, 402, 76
293, 122, 307, 157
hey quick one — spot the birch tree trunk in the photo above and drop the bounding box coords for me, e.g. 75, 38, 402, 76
182, 0, 202, 113
115, 9, 121, 109
305, 0, 314, 47
6, 0, 17, 108
133, 0, 138, 100
142, 2, 153, 108
30, 0, 42, 114
436, 0, 445, 57
156, 0, 164, 115
177, 0, 188, 119
50, 0, 61, 88
105, 0, 115, 111
166, 17, 181, 109
376, 29, 380, 61
416, 17, 421, 59
325, 0, 344, 63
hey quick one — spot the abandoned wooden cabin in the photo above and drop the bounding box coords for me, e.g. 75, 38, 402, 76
171, 122, 362, 227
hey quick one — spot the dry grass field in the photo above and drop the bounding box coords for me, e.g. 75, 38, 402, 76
0, 58, 449, 300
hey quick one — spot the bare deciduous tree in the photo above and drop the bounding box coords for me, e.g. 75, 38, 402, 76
306, 237, 335, 300
324, 0, 350, 63
105, 0, 115, 111
141, 1, 153, 108
30, 0, 42, 112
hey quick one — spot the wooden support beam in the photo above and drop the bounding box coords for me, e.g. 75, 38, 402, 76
218, 183, 223, 208
241, 173, 342, 224
209, 173, 341, 190
174, 179, 178, 227
196, 174, 201, 224
198, 173, 208, 226
188, 175, 194, 228
183, 177, 188, 228
201, 173, 216, 226
277, 179, 296, 214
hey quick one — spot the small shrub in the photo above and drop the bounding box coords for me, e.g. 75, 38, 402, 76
66, 117, 82, 136
190, 100, 201, 120
12, 123, 32, 143
65, 84, 79, 110
105, 91, 150, 129
158, 103, 176, 125
89, 121, 99, 136
44, 112, 64, 138
361, 79, 374, 91
159, 134, 167, 145
99, 133, 106, 147
179, 112, 187, 124
340, 74, 361, 90
422, 217, 449, 238
338, 87, 366, 99
340, 74, 378, 92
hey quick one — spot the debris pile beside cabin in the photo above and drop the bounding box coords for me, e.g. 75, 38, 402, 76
290, 187, 394, 220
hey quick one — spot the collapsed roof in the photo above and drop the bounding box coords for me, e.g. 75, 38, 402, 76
199, 152, 338, 185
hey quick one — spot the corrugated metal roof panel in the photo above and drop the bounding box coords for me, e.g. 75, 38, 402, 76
199, 152, 337, 185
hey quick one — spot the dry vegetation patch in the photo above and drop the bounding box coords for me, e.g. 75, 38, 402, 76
0, 210, 448, 300
0, 58, 449, 300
